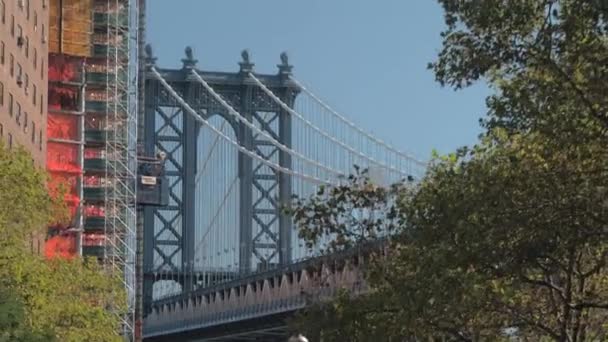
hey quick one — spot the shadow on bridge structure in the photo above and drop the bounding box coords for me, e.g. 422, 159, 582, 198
141, 45, 425, 341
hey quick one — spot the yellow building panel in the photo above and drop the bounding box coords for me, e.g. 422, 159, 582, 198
49, 0, 92, 57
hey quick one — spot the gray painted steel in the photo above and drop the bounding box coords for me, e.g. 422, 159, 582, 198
143, 48, 298, 316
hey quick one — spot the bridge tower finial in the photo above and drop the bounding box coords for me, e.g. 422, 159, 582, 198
278, 51, 293, 75
144, 44, 157, 68
182, 46, 198, 70
239, 49, 254, 73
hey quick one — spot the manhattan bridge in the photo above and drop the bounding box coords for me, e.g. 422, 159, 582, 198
139, 45, 426, 341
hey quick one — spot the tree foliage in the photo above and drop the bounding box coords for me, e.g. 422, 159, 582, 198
291, 1, 608, 341
431, 0, 608, 137
0, 144, 125, 341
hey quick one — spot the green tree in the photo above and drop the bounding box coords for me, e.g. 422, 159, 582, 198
0, 144, 125, 341
431, 0, 608, 138
0, 287, 55, 342
293, 133, 608, 341
290, 1, 608, 340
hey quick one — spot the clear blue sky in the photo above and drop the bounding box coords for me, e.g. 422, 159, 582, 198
147, 0, 490, 159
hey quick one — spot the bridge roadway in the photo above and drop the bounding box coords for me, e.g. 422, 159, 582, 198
143, 244, 382, 341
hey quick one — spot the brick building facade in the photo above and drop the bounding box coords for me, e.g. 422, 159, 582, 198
0, 0, 49, 165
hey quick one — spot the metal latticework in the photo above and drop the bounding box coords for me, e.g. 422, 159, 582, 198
142, 51, 427, 337
98, 0, 138, 338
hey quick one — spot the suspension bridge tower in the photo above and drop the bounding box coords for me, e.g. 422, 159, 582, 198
141, 46, 299, 311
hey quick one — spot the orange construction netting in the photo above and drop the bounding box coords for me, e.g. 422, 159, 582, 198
45, 119, 82, 238
48, 113, 79, 141
47, 171, 79, 230
48, 54, 85, 83
84, 204, 105, 217
47, 142, 81, 174
48, 86, 80, 112
45, 234, 77, 259
82, 233, 105, 247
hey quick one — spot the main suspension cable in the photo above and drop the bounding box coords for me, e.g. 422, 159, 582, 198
150, 67, 335, 186
190, 69, 345, 178
249, 72, 414, 175
289, 76, 427, 168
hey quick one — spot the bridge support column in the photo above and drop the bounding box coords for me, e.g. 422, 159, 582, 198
278, 62, 295, 266
238, 84, 254, 274
142, 76, 157, 315
278, 95, 293, 266
181, 81, 198, 292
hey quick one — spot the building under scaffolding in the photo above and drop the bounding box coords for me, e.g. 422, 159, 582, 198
45, 0, 138, 338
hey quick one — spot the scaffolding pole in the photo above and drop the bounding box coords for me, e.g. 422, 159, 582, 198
134, 0, 146, 341
98, 0, 138, 338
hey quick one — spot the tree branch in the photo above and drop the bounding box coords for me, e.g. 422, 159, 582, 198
519, 273, 567, 302
536, 53, 608, 130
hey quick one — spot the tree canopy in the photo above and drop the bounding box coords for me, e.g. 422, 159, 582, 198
0, 144, 125, 341
290, 1, 608, 341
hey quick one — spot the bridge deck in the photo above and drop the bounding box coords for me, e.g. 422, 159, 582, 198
143, 244, 382, 339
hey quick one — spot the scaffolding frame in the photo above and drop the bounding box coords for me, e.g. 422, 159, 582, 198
47, 0, 139, 339
99, 0, 138, 338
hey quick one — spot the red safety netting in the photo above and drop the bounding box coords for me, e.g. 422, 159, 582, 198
47, 142, 81, 173
84, 147, 105, 159
45, 234, 78, 259
47, 173, 79, 229
48, 172, 79, 203
48, 54, 84, 83
48, 113, 80, 140
47, 138, 81, 225
48, 86, 80, 112
84, 204, 105, 217
46, 55, 86, 260
84, 175, 109, 187
82, 233, 105, 247
85, 89, 110, 102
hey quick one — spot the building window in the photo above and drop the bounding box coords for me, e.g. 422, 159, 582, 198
0, 41, 3, 64
31, 121, 35, 142
0, 82, 3, 106
23, 112, 28, 132
40, 95, 43, 114
40, 58, 44, 79
38, 130, 42, 150
0, 1, 4, 24
8, 133, 12, 148
33, 11, 36, 31
8, 93, 12, 116
0, 124, 3, 137
10, 15, 13, 36
16, 102, 21, 125
24, 73, 28, 90
16, 63, 22, 86
25, 0, 29, 19
32, 47, 36, 68
42, 0, 46, 9
32, 84, 36, 105
9, 54, 13, 76
24, 36, 28, 57
17, 25, 22, 42
41, 24, 45, 43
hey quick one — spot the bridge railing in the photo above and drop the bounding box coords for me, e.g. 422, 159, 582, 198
143, 242, 383, 337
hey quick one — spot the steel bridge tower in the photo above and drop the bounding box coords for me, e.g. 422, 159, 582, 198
141, 47, 299, 312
